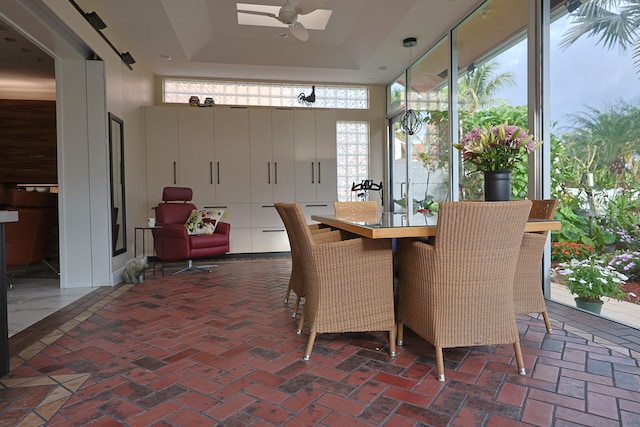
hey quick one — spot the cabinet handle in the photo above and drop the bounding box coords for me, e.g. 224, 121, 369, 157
267, 161, 271, 184
173, 161, 177, 185
217, 161, 220, 185
305, 204, 328, 207
261, 205, 275, 208
263, 229, 285, 233
204, 205, 228, 209
317, 162, 321, 184
311, 162, 314, 184
209, 161, 213, 184
274, 162, 278, 184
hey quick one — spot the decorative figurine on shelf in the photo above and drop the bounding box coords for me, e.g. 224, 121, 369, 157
189, 96, 200, 107
298, 85, 316, 107
204, 97, 215, 107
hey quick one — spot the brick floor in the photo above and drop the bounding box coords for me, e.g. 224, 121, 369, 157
2, 257, 640, 426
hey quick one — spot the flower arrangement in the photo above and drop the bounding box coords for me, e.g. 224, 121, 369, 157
609, 251, 640, 283
554, 258, 627, 302
551, 241, 596, 263
453, 123, 541, 172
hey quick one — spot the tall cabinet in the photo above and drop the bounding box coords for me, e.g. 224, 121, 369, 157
144, 105, 337, 253
145, 107, 179, 200
249, 108, 295, 252
294, 109, 337, 221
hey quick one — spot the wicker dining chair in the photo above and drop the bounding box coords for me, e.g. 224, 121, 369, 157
275, 203, 340, 318
278, 202, 396, 361
514, 199, 559, 332
333, 200, 379, 222
396, 200, 532, 381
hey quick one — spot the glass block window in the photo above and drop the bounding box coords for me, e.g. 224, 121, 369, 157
163, 79, 368, 109
336, 121, 369, 201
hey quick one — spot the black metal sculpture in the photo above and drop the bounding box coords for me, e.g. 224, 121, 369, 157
298, 85, 316, 107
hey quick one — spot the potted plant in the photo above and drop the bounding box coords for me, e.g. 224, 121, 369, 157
453, 123, 541, 201
554, 257, 628, 314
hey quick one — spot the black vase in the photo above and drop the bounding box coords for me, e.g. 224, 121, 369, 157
483, 170, 511, 201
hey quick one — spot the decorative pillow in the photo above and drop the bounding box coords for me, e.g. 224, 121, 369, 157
185, 209, 224, 235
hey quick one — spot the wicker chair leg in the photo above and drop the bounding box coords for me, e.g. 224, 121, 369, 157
284, 286, 292, 304
297, 312, 305, 334
542, 311, 552, 333
292, 295, 301, 318
513, 341, 526, 375
303, 330, 317, 361
435, 346, 445, 381
389, 327, 397, 357
397, 321, 404, 346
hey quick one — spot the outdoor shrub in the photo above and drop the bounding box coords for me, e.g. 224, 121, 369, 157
609, 251, 640, 282
551, 241, 596, 263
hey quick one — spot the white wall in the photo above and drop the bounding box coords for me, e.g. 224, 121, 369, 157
1, 0, 155, 287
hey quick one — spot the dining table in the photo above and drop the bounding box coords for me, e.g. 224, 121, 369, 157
311, 211, 562, 239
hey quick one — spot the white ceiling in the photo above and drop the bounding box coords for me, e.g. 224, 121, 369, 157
0, 0, 483, 91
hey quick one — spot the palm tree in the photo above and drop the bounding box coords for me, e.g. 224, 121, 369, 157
561, 0, 640, 75
567, 100, 640, 182
457, 62, 516, 113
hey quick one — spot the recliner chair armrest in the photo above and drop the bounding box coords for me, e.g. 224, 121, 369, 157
214, 221, 230, 236
156, 223, 189, 239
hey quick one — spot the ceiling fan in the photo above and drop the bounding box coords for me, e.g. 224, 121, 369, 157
238, 0, 326, 41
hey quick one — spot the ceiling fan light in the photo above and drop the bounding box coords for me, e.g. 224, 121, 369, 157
279, 10, 297, 25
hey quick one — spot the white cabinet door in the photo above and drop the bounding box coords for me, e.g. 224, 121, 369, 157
294, 110, 337, 203
315, 110, 338, 202
249, 203, 290, 252
251, 228, 289, 252
145, 106, 179, 205
250, 108, 296, 203
214, 107, 251, 203
178, 107, 215, 204
294, 109, 317, 202
249, 109, 273, 202
271, 109, 296, 202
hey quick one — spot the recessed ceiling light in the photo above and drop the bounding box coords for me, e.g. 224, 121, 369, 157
275, 32, 288, 38
157, 54, 172, 61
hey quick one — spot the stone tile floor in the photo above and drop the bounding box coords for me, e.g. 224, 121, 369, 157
2, 257, 640, 426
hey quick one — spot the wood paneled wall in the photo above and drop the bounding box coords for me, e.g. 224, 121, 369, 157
0, 99, 57, 184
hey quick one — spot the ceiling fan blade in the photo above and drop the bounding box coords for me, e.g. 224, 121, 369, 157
295, 0, 327, 15
237, 9, 279, 20
289, 22, 309, 41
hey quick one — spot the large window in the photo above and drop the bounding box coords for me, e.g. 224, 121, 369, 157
336, 121, 369, 201
163, 79, 368, 109
454, 0, 529, 201
548, 1, 640, 326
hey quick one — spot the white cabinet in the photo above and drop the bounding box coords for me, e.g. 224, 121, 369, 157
145, 106, 179, 204
145, 105, 339, 253
178, 108, 215, 204
300, 202, 334, 225
214, 107, 251, 203
315, 110, 338, 202
202, 202, 252, 254
250, 203, 290, 252
294, 110, 337, 203
250, 108, 295, 203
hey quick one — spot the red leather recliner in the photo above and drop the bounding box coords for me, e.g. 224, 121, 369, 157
153, 187, 230, 274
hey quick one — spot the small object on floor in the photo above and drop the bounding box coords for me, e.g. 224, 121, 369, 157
122, 257, 148, 284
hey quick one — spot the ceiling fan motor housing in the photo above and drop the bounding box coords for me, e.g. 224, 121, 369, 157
279, 5, 298, 25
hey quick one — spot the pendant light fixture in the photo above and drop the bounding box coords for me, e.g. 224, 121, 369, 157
400, 37, 422, 136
